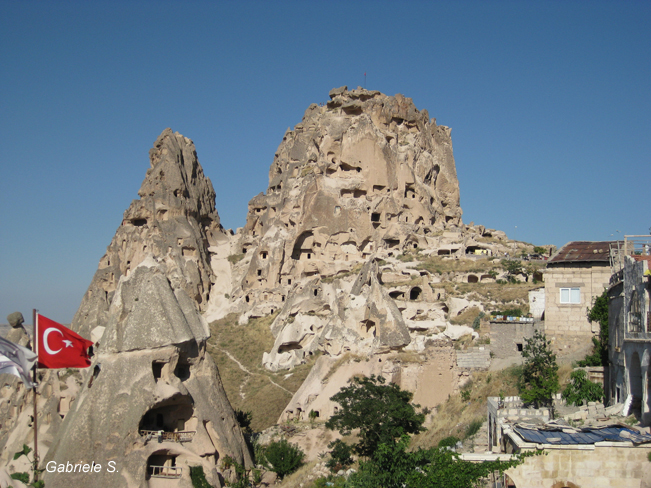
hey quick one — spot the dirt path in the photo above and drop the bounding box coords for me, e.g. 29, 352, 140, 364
218, 347, 293, 396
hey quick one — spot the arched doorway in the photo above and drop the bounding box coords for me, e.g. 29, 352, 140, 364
410, 287, 422, 301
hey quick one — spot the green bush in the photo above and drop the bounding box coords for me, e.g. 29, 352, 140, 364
578, 291, 609, 367
10, 472, 30, 483
493, 308, 523, 317
314, 475, 347, 487
464, 418, 483, 439
262, 439, 304, 479
235, 409, 253, 434
438, 436, 460, 448
326, 439, 353, 472
227, 253, 245, 264
190, 465, 212, 488
562, 370, 604, 406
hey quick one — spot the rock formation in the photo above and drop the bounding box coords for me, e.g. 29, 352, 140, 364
217, 87, 495, 372
5, 312, 30, 348
72, 128, 226, 340
43, 129, 251, 488
234, 86, 462, 303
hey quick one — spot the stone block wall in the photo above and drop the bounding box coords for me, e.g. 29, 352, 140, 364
455, 347, 491, 369
489, 322, 541, 360
544, 263, 611, 338
506, 445, 651, 488
487, 396, 553, 452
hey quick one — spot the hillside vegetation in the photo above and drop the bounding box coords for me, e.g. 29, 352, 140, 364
207, 313, 318, 431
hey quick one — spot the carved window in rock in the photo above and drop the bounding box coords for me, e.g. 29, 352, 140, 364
629, 290, 642, 332
152, 361, 165, 380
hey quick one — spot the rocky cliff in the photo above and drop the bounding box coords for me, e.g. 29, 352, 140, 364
72, 128, 226, 340
215, 87, 483, 371
235, 86, 462, 301
43, 130, 251, 488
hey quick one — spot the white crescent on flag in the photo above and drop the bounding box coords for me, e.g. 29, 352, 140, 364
43, 327, 64, 355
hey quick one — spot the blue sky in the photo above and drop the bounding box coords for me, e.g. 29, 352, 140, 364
1, 0, 649, 324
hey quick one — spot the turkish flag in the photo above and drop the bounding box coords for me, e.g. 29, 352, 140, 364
36, 314, 93, 368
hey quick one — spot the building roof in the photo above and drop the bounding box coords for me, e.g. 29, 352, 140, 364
547, 241, 616, 265
632, 255, 651, 264
513, 425, 651, 446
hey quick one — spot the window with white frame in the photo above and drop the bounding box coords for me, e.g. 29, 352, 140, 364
560, 287, 580, 304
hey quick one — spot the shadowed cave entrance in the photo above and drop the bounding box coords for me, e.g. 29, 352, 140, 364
146, 450, 181, 481
139, 394, 196, 442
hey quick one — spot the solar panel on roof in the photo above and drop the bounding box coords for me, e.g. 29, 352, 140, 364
513, 426, 651, 446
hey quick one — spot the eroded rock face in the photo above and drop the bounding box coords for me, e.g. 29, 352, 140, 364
72, 128, 227, 340
262, 258, 411, 371
235, 86, 461, 301
43, 130, 251, 488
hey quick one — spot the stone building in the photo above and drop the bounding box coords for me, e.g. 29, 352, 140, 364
487, 395, 651, 487
543, 241, 615, 356
608, 248, 651, 424
502, 425, 651, 488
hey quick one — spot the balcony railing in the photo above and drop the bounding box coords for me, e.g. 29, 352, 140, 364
139, 430, 195, 443
148, 465, 182, 478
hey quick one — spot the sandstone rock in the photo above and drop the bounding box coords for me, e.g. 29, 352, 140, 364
42, 129, 251, 488
228, 87, 462, 312
71, 128, 228, 340
262, 257, 410, 371
7, 312, 24, 328
5, 312, 30, 348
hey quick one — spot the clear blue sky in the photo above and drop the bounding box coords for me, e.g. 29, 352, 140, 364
1, 0, 649, 324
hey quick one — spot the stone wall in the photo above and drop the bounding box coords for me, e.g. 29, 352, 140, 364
455, 346, 491, 369
544, 262, 611, 355
489, 322, 541, 360
487, 396, 552, 452
506, 444, 651, 488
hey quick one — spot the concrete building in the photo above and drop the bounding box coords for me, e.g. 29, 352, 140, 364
544, 241, 615, 357
608, 246, 651, 424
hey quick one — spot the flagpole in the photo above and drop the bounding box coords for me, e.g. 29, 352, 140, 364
32, 309, 39, 482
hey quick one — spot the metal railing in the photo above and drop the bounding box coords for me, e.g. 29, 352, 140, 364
148, 465, 182, 478
139, 430, 195, 443
610, 236, 651, 272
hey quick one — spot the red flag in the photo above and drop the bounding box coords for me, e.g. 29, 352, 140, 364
36, 314, 93, 368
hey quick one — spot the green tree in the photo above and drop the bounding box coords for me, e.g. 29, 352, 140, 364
519, 331, 559, 408
501, 259, 523, 283
347, 436, 530, 488
325, 439, 353, 473
578, 290, 609, 367
261, 439, 304, 480
325, 375, 425, 458
562, 369, 604, 406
